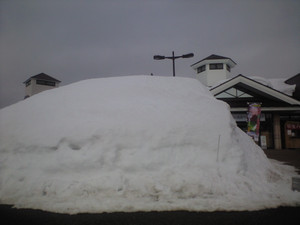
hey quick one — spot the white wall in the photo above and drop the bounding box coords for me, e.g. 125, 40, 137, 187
25, 79, 59, 97
196, 63, 230, 87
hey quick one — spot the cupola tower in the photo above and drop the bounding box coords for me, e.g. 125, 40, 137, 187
191, 54, 236, 87
23, 73, 61, 98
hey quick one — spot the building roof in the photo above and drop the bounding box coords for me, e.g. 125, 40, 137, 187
191, 54, 237, 67
285, 73, 300, 85
23, 73, 61, 84
285, 73, 300, 100
210, 74, 300, 111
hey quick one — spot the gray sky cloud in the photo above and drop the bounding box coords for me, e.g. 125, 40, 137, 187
1, 0, 300, 108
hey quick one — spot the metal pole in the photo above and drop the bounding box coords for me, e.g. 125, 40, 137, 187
172, 51, 175, 77
217, 135, 221, 162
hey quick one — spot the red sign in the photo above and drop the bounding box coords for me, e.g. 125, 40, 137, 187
286, 123, 300, 130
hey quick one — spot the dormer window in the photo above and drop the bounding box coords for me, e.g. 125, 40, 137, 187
197, 65, 206, 73
209, 63, 223, 70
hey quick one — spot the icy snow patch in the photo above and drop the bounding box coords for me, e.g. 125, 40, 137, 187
0, 75, 299, 214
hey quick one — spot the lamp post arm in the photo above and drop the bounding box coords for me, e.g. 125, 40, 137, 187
153, 51, 194, 77
165, 56, 182, 60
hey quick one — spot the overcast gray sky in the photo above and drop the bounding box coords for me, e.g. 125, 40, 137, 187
0, 0, 299, 108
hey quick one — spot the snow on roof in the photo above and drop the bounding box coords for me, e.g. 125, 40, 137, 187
250, 76, 296, 96
1, 75, 299, 213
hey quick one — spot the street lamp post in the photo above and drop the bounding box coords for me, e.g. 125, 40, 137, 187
153, 51, 194, 77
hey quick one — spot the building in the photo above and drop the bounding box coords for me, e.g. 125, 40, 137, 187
285, 73, 300, 100
191, 54, 300, 149
23, 73, 61, 98
191, 54, 236, 87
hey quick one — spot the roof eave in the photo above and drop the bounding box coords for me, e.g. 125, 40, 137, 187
210, 74, 300, 106
230, 106, 300, 112
23, 77, 61, 84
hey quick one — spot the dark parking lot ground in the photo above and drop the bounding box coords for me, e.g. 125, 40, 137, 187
1, 204, 300, 225
1, 149, 300, 225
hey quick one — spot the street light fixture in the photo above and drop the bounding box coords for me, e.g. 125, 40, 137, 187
153, 55, 165, 60
153, 51, 194, 77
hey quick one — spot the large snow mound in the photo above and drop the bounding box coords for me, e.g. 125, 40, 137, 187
0, 75, 299, 214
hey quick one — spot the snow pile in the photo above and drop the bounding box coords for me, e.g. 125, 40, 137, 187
0, 76, 299, 214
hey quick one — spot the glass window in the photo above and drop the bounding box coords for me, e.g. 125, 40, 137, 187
25, 80, 31, 87
209, 63, 223, 70
226, 64, 231, 72
197, 65, 206, 73
36, 80, 56, 86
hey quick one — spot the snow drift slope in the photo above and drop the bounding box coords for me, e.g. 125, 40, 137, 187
0, 76, 299, 213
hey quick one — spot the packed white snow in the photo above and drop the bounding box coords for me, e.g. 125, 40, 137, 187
0, 75, 299, 214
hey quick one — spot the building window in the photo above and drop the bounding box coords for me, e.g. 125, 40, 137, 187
197, 65, 206, 73
226, 64, 231, 72
209, 63, 223, 70
36, 80, 56, 86
25, 80, 31, 87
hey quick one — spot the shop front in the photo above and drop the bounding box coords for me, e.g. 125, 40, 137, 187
210, 75, 300, 150
232, 112, 300, 149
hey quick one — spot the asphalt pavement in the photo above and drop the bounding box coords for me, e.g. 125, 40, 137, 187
1, 205, 300, 225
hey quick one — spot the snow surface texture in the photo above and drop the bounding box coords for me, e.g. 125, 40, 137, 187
0, 76, 299, 214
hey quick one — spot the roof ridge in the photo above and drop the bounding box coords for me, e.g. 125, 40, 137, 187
24, 73, 61, 83
191, 54, 236, 67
